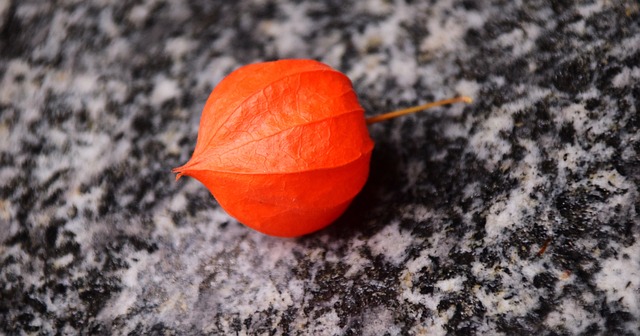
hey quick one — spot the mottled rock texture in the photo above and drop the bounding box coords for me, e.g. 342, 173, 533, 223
1, 0, 639, 335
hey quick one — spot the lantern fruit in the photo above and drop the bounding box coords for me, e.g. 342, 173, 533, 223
173, 59, 374, 237
173, 59, 471, 237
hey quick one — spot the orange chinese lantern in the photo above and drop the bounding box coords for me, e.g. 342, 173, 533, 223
173, 59, 470, 237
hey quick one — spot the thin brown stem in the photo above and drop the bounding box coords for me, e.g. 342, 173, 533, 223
366, 96, 473, 125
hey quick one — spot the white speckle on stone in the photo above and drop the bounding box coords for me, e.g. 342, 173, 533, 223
99, 7, 119, 38
318, 32, 346, 67
594, 240, 640, 315
354, 0, 393, 15
260, 2, 311, 57
0, 0, 10, 29
32, 10, 67, 62
0, 60, 36, 107
407, 320, 448, 336
343, 238, 371, 277
475, 276, 539, 317
0, 197, 15, 224
169, 193, 187, 212
545, 299, 601, 334
435, 276, 465, 293
573, 19, 589, 36
610, 34, 640, 58
455, 79, 481, 100
405, 160, 425, 191
306, 310, 342, 335
612, 67, 640, 88
361, 306, 402, 336
347, 54, 386, 89
105, 79, 129, 104
519, 259, 547, 281
576, 1, 605, 17
153, 213, 176, 240
402, 204, 433, 223
150, 78, 180, 106
420, 13, 467, 55
53, 253, 74, 269
505, 23, 541, 57
72, 73, 99, 95
390, 52, 418, 87
106, 38, 132, 61
402, 248, 433, 277
367, 221, 412, 264
577, 86, 602, 100
106, 288, 137, 319
485, 198, 514, 239
430, 306, 455, 336
287, 279, 305, 303
198, 57, 238, 92
128, 4, 150, 26
99, 252, 153, 320
485, 139, 548, 239
165, 37, 196, 60
469, 110, 513, 166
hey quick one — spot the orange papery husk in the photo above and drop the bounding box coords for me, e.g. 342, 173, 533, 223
173, 59, 374, 237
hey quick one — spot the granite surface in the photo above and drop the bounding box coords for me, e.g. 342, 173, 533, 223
1, 0, 639, 335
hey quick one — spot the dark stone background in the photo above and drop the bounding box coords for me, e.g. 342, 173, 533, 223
1, 0, 639, 334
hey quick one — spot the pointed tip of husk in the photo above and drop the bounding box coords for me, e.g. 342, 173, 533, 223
172, 155, 204, 181
172, 166, 187, 181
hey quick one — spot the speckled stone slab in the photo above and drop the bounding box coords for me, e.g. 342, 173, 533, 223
1, 0, 639, 335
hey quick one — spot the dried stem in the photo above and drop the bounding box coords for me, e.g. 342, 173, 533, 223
366, 96, 473, 125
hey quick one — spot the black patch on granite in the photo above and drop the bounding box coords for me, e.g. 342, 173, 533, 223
549, 0, 574, 14
244, 306, 282, 334
558, 122, 576, 144
305, 252, 401, 332
1, 2, 33, 59
438, 292, 487, 334
131, 114, 154, 134
552, 55, 594, 94
533, 271, 557, 289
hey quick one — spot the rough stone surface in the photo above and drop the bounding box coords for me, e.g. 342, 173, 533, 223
1, 0, 639, 335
